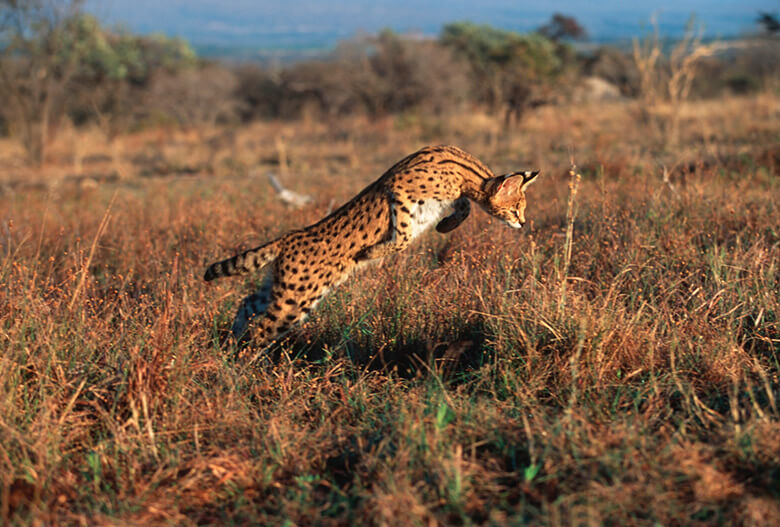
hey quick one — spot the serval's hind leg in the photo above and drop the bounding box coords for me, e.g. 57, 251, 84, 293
232, 277, 319, 357
231, 272, 274, 345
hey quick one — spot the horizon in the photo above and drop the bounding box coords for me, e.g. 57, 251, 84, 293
85, 1, 777, 57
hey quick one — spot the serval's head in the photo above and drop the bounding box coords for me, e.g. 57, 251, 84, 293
482, 170, 540, 228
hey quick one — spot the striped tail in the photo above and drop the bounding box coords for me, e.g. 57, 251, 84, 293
203, 240, 280, 281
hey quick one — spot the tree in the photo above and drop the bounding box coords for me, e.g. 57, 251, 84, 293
757, 12, 779, 35
440, 22, 569, 121
73, 21, 198, 141
0, 0, 86, 163
0, 1, 199, 163
538, 13, 587, 42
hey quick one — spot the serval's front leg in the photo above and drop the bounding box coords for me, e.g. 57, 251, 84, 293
436, 196, 470, 233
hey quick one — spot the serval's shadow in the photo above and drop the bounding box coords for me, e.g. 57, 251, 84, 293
256, 320, 496, 381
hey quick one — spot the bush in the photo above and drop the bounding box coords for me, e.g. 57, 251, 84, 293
440, 22, 575, 118
0, 4, 201, 160
356, 30, 469, 115
234, 65, 284, 121
235, 31, 470, 120
143, 64, 239, 128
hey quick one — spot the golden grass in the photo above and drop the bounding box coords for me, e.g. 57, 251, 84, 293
0, 92, 778, 525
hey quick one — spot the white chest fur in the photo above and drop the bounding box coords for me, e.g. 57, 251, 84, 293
408, 199, 453, 239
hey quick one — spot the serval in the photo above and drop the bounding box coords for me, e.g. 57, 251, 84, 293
204, 145, 539, 351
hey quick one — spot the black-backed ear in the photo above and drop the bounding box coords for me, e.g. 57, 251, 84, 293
484, 173, 525, 199
521, 170, 540, 190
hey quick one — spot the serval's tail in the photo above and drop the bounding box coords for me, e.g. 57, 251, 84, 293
203, 239, 280, 281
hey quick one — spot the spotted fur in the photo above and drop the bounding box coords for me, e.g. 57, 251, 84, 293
204, 145, 539, 350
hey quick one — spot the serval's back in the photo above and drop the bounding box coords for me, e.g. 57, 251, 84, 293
204, 145, 539, 351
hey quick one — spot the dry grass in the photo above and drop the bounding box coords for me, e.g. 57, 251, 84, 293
1, 92, 778, 525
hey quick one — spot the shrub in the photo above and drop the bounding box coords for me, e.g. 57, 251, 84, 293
440, 22, 575, 119
235, 31, 470, 120
143, 64, 239, 128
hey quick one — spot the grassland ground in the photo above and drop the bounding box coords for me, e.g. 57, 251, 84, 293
1, 93, 778, 525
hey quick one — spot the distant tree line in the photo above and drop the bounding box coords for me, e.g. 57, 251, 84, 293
1, 1, 776, 163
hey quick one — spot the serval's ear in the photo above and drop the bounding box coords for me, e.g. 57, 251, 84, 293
485, 172, 525, 199
520, 170, 540, 190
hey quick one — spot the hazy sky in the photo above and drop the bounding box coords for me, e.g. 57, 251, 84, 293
85, 0, 777, 48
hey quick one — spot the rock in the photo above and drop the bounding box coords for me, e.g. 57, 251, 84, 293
573, 76, 625, 103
